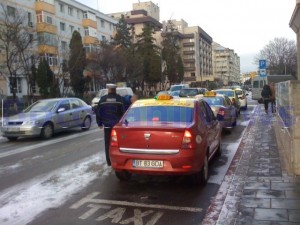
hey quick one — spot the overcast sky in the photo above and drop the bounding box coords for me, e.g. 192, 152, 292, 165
76, 0, 297, 72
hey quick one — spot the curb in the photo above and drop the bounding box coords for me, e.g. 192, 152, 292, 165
201, 106, 256, 225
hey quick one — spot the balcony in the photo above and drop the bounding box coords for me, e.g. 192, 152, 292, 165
83, 36, 99, 45
184, 66, 196, 71
183, 58, 195, 63
183, 42, 195, 47
183, 50, 195, 55
35, 2, 55, 14
82, 19, 97, 29
36, 23, 57, 34
38, 45, 57, 55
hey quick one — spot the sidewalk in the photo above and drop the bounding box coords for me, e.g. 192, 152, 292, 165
202, 105, 300, 225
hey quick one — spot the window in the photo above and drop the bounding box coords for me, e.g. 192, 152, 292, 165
101, 35, 106, 42
77, 9, 80, 19
70, 99, 82, 109
101, 20, 105, 28
61, 41, 67, 51
69, 25, 74, 33
60, 22, 65, 31
37, 32, 58, 46
40, 53, 58, 66
7, 6, 16, 17
68, 7, 73, 16
84, 27, 97, 37
36, 12, 54, 25
59, 3, 64, 12
28, 12, 32, 26
9, 77, 22, 94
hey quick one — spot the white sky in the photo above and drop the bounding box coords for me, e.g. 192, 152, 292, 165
76, 0, 297, 72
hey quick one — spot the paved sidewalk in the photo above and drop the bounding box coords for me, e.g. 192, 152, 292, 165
202, 105, 300, 225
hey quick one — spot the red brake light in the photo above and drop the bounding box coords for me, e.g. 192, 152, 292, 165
181, 130, 194, 149
110, 129, 118, 147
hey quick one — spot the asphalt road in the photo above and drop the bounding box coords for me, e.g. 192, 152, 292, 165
0, 100, 255, 225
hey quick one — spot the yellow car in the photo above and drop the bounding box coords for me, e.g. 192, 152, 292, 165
214, 89, 241, 114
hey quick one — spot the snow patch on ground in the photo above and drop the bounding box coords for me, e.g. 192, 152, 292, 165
0, 154, 109, 225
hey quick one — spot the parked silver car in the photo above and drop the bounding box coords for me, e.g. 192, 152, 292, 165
1, 98, 93, 141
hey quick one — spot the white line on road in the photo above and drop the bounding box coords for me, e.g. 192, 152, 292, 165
0, 129, 99, 159
70, 192, 202, 212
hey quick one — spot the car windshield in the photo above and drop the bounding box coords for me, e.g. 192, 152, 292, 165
24, 100, 58, 112
124, 106, 193, 123
203, 97, 224, 106
180, 89, 198, 96
215, 90, 234, 97
170, 86, 183, 92
235, 90, 243, 95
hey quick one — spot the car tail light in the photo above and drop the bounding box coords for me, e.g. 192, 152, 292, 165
110, 129, 119, 147
181, 130, 194, 149
218, 107, 225, 116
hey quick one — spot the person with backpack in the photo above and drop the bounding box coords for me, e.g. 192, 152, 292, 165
261, 84, 272, 114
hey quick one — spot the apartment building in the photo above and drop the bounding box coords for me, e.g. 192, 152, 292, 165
109, 1, 162, 42
0, 0, 117, 99
212, 42, 241, 86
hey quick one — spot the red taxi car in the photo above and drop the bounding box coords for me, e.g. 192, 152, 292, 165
109, 94, 222, 185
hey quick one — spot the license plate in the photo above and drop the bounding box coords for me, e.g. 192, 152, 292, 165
133, 160, 164, 168
7, 127, 19, 132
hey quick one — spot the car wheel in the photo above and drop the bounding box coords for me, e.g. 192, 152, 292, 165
115, 171, 132, 181
81, 116, 91, 131
191, 154, 209, 185
7, 137, 18, 141
41, 123, 54, 139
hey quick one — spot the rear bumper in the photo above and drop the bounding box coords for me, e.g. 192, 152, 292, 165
110, 147, 205, 175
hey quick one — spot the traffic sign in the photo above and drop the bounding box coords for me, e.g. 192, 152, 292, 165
259, 60, 266, 69
259, 69, 267, 77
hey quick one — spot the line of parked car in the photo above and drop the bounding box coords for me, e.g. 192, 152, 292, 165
0, 84, 248, 186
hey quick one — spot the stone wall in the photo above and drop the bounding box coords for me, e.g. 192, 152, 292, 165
276, 80, 300, 175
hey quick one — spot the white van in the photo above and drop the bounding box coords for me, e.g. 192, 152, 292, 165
91, 87, 133, 109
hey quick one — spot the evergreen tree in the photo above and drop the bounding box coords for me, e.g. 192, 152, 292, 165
135, 25, 161, 89
36, 59, 53, 98
69, 30, 86, 98
113, 15, 132, 48
161, 22, 184, 84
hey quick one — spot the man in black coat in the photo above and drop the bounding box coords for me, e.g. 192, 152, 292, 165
261, 84, 272, 114
96, 84, 124, 166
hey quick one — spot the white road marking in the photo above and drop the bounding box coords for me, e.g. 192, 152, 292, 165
90, 138, 104, 143
70, 192, 202, 212
0, 129, 99, 159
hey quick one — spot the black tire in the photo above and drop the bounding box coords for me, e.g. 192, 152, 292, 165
115, 171, 132, 181
190, 154, 209, 185
7, 137, 18, 141
40, 123, 54, 139
81, 116, 91, 131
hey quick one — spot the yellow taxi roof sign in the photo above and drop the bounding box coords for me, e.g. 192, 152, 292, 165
156, 94, 173, 100
204, 91, 216, 97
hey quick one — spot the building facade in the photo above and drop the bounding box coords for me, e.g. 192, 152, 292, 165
0, 0, 117, 99
212, 42, 241, 86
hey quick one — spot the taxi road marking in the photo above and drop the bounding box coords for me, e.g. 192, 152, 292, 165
70, 192, 203, 213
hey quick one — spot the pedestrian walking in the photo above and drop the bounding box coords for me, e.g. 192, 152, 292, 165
269, 82, 276, 113
96, 84, 125, 166
261, 84, 272, 114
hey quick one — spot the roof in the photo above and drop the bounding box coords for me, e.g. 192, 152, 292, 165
131, 98, 196, 108
267, 75, 296, 83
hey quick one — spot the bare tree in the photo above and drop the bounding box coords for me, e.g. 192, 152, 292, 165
0, 3, 37, 101
255, 37, 297, 76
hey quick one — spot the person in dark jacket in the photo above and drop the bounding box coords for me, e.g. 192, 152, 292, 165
96, 84, 124, 166
261, 84, 272, 114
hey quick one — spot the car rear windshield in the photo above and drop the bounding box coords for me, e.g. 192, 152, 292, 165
179, 89, 198, 97
215, 90, 234, 97
124, 106, 193, 123
203, 97, 224, 106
